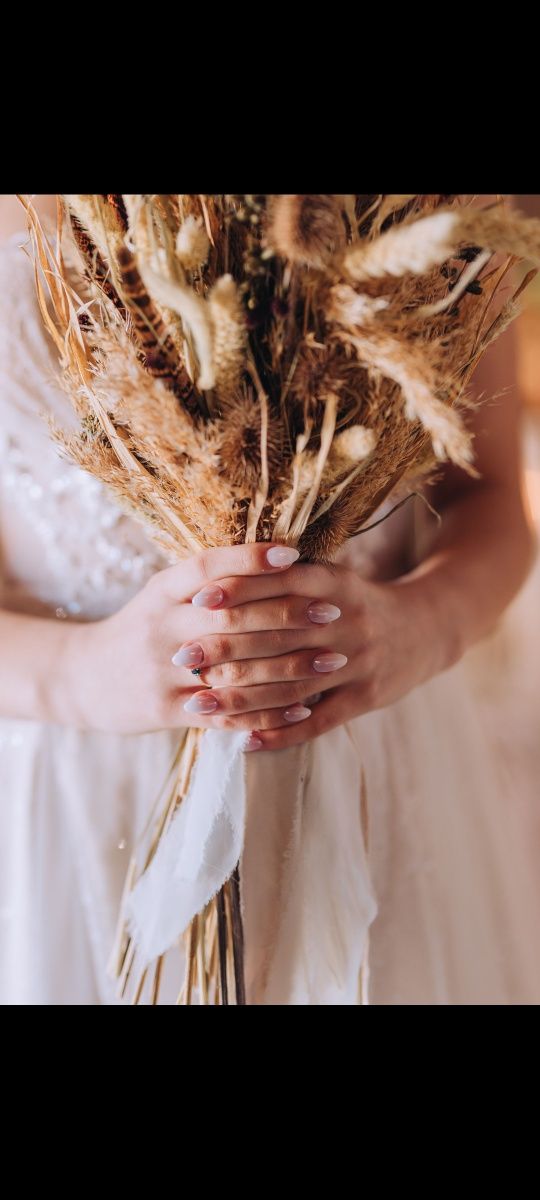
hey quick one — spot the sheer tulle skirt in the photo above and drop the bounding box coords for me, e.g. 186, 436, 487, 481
2, 652, 540, 1006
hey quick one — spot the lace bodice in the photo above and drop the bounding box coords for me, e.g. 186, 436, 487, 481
0, 233, 167, 620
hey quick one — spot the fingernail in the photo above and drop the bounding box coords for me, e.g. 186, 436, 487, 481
266, 546, 300, 568
183, 692, 219, 714
283, 704, 312, 723
171, 643, 204, 667
313, 652, 348, 673
307, 602, 341, 625
192, 585, 224, 608
244, 733, 264, 752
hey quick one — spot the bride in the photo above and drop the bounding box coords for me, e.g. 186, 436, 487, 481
1, 193, 539, 1005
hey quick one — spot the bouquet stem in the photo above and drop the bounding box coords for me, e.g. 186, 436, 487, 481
113, 728, 247, 1005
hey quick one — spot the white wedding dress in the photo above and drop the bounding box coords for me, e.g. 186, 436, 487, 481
2, 229, 540, 1006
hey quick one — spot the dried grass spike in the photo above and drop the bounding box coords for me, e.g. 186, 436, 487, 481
209, 275, 247, 403
176, 215, 210, 271
344, 210, 459, 282
138, 264, 215, 391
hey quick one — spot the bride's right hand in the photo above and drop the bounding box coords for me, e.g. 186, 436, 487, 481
64, 543, 301, 734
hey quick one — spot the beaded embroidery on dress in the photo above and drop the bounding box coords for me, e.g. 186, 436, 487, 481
0, 234, 179, 1004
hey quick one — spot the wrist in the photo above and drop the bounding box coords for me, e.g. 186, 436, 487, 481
46, 620, 99, 727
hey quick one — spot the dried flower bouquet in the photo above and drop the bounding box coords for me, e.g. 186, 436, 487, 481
21, 192, 540, 1003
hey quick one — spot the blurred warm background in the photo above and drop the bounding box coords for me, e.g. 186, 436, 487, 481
465, 194, 540, 846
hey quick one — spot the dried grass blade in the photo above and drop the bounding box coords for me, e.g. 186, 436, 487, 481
288, 394, 339, 541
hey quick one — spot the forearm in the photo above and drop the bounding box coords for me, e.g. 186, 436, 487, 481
396, 478, 535, 672
394, 298, 536, 673
0, 609, 80, 722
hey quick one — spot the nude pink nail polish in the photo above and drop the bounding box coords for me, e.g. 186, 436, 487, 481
307, 602, 341, 624
313, 652, 348, 673
192, 585, 224, 608
184, 692, 219, 714
171, 643, 204, 667
244, 733, 264, 752
283, 704, 312, 723
266, 546, 300, 568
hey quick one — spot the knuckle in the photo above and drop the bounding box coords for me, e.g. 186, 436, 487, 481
283, 654, 302, 681
353, 589, 368, 620
227, 659, 249, 685
258, 710, 277, 730
278, 598, 295, 627
224, 687, 245, 713
213, 607, 237, 633
196, 551, 213, 582
212, 635, 232, 663
236, 545, 257, 574
220, 712, 247, 730
361, 671, 379, 709
281, 680, 308, 705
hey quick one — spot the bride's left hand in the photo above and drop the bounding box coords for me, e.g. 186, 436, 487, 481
176, 561, 454, 750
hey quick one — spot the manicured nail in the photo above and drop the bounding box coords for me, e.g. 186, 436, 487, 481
192, 585, 224, 608
307, 602, 341, 625
313, 652, 348, 673
305, 693, 322, 705
266, 546, 300, 568
183, 692, 219, 715
244, 733, 264, 752
171, 643, 204, 667
283, 704, 312, 723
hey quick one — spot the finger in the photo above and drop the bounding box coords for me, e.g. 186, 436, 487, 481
169, 625, 329, 672
186, 563, 345, 611
181, 664, 347, 718
207, 703, 315, 732
176, 594, 345, 641
199, 648, 350, 689
161, 543, 300, 603
245, 686, 354, 750
171, 702, 314, 735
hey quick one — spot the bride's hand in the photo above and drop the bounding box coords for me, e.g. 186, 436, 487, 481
166, 561, 456, 750
64, 543, 301, 733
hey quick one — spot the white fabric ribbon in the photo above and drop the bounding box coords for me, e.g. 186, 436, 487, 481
127, 725, 378, 1003
127, 729, 247, 964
